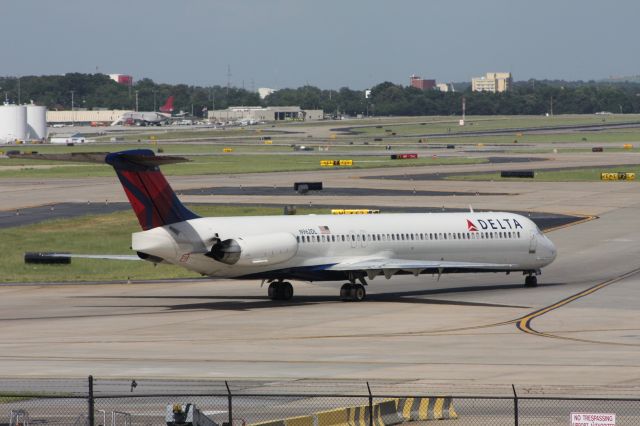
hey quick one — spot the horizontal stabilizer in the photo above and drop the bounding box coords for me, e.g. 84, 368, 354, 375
7, 152, 190, 166
8, 152, 110, 163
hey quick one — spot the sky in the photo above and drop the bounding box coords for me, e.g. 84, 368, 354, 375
1, 0, 639, 89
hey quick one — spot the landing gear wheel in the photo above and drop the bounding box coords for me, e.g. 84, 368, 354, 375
281, 282, 294, 300
351, 284, 366, 301
340, 283, 366, 301
524, 275, 538, 288
340, 283, 353, 301
268, 282, 294, 300
268, 282, 279, 300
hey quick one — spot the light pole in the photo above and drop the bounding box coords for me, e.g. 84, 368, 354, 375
135, 90, 139, 112
153, 91, 157, 111
70, 90, 75, 126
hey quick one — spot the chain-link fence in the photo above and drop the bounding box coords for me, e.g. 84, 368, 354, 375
1, 377, 638, 425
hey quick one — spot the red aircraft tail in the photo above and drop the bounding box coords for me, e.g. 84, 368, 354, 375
105, 149, 199, 231
159, 96, 174, 113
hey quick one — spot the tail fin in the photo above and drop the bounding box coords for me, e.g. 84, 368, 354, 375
105, 149, 199, 230
159, 96, 174, 113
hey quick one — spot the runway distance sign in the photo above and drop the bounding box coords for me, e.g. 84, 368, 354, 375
571, 413, 615, 426
331, 209, 380, 214
600, 172, 635, 181
320, 160, 353, 167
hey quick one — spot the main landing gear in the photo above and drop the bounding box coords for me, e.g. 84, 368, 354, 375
524, 274, 538, 288
340, 283, 366, 302
268, 281, 293, 300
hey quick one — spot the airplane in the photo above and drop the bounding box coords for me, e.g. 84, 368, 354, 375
114, 111, 170, 126
16, 149, 557, 301
159, 95, 188, 118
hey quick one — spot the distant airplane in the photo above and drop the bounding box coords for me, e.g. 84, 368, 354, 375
159, 96, 174, 114
17, 150, 557, 301
112, 111, 169, 126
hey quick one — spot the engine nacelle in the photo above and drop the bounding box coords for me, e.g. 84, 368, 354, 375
208, 232, 298, 266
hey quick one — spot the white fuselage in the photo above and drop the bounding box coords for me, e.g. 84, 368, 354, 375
131, 212, 557, 282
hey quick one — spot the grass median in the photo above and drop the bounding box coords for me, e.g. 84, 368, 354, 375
0, 205, 328, 283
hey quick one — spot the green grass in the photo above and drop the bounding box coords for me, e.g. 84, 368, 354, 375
351, 114, 640, 137
0, 205, 332, 283
0, 154, 487, 179
446, 166, 640, 182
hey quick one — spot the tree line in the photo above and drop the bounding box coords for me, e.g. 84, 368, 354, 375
1, 73, 640, 117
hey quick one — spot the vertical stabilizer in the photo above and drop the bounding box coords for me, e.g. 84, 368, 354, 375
105, 149, 199, 230
159, 96, 175, 113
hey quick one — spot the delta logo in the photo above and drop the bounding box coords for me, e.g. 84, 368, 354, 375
466, 218, 524, 231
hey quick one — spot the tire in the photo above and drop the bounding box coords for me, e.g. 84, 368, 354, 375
524, 275, 538, 288
268, 282, 279, 300
351, 284, 366, 301
281, 282, 294, 300
340, 283, 353, 301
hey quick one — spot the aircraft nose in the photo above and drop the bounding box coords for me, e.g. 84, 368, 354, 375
538, 235, 557, 263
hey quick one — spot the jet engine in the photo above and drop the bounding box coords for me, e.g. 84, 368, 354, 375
207, 232, 298, 266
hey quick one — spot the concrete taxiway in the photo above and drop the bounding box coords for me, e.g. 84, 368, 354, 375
0, 198, 638, 385
0, 148, 639, 387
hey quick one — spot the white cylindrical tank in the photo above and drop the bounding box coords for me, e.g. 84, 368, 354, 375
0, 105, 27, 143
26, 105, 48, 141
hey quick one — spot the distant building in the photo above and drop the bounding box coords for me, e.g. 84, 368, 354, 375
365, 89, 372, 99
258, 88, 276, 99
47, 110, 131, 125
208, 106, 323, 123
409, 75, 436, 90
471, 72, 512, 93
109, 74, 133, 86
436, 83, 450, 92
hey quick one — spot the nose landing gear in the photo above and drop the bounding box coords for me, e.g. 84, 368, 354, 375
524, 275, 538, 287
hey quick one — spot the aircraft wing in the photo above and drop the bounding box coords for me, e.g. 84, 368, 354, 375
326, 258, 515, 278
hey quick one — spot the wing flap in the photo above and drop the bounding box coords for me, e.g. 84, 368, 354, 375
327, 258, 514, 273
